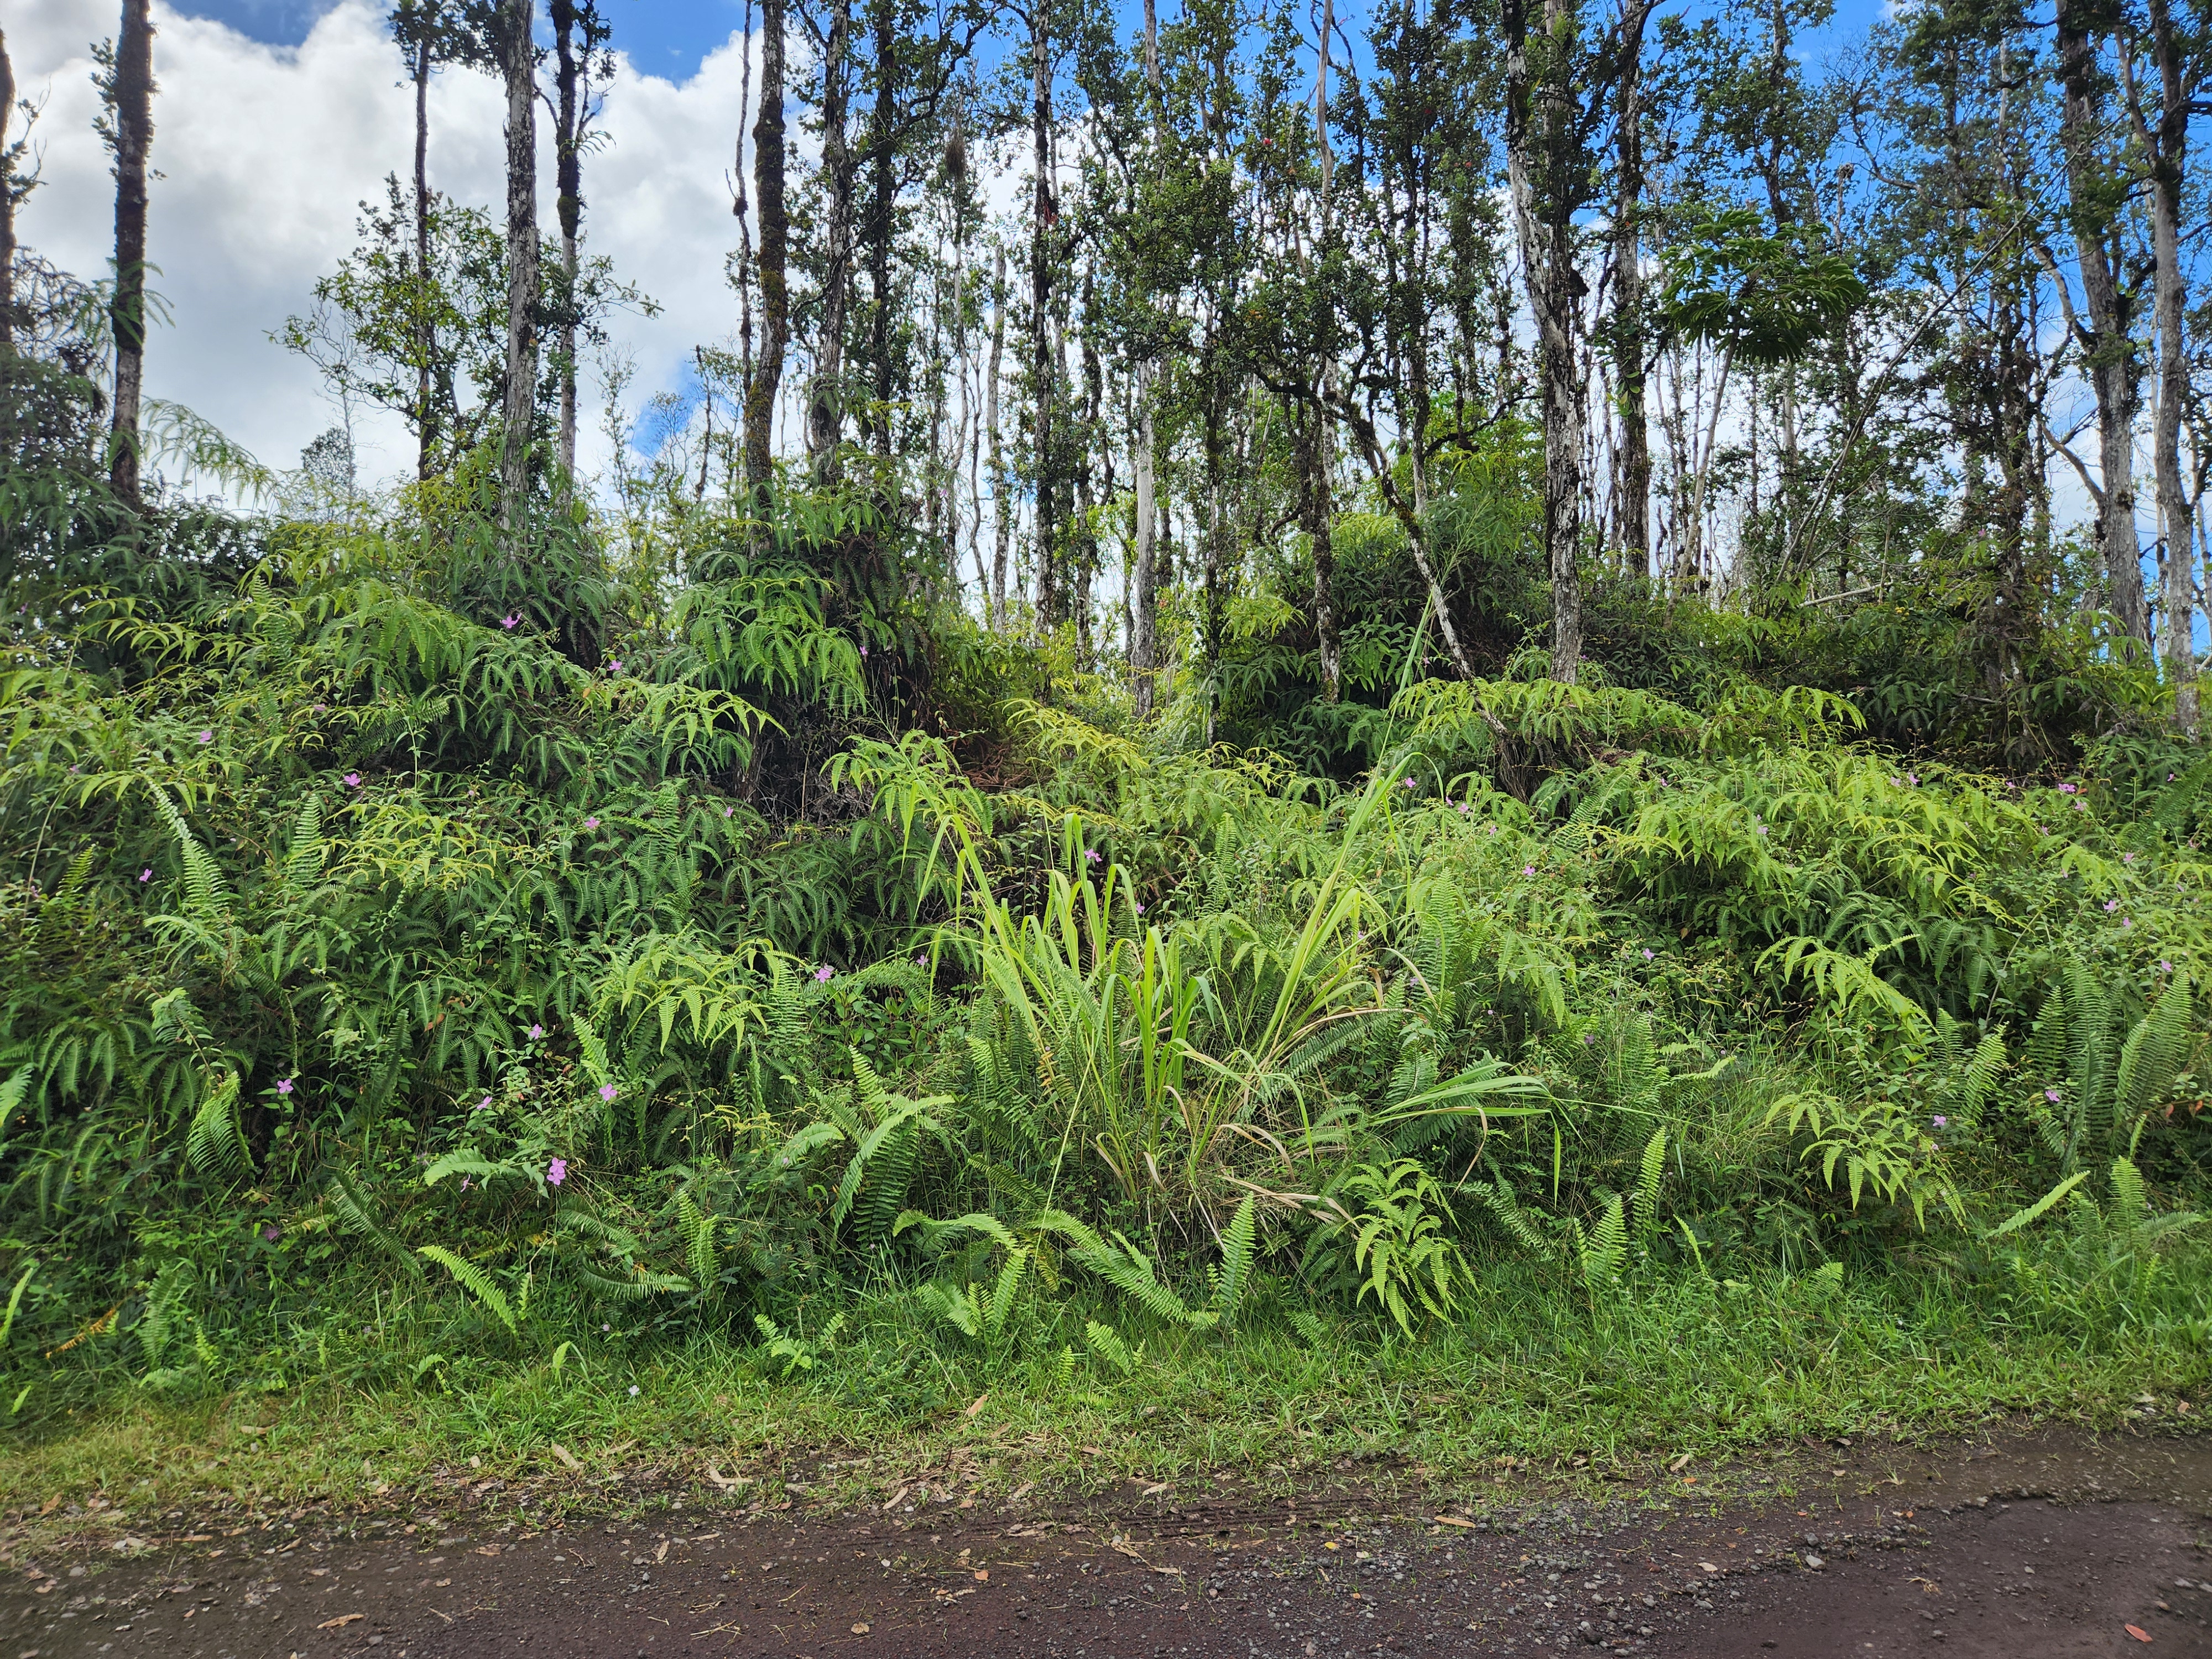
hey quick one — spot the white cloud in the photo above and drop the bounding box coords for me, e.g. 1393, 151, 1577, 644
12, 1, 759, 490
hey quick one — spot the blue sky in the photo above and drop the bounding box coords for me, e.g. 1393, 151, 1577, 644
174, 0, 755, 77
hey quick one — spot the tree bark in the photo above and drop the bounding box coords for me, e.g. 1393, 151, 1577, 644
1310, 0, 1341, 700
744, 0, 788, 507
809, 0, 854, 477
2055, 0, 2148, 646
107, 0, 155, 509
1, 24, 16, 352
987, 246, 1009, 628
2135, 0, 2196, 728
1030, 1, 1060, 628
413, 30, 436, 481
1610, 24, 1650, 579
549, 0, 585, 495
865, 0, 897, 457
1130, 0, 1162, 714
497, 0, 540, 530
1504, 0, 1585, 682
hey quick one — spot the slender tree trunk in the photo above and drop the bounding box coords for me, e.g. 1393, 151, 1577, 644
809, 0, 853, 476
2056, 0, 2147, 645
2140, 2, 2195, 728
497, 0, 540, 530
1611, 30, 1650, 578
413, 33, 436, 481
1503, 0, 1585, 681
1310, 0, 1341, 700
107, 0, 155, 509
550, 0, 584, 496
1030, 2, 1059, 628
1130, 0, 1162, 715
744, 0, 788, 507
0, 25, 16, 353
987, 248, 1010, 629
865, 0, 896, 458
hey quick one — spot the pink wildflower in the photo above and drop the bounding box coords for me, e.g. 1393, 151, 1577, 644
528, 1024, 545, 1040
598, 1083, 618, 1103
276, 1078, 294, 1095
139, 868, 152, 883
547, 1157, 568, 1186
500, 614, 519, 630
343, 773, 361, 788
813, 964, 834, 983
197, 730, 213, 744
583, 816, 599, 830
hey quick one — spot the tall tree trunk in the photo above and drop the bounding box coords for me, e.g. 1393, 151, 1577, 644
865, 0, 896, 457
1611, 28, 1650, 578
809, 0, 853, 476
1030, 2, 1059, 628
1503, 0, 1585, 682
2137, 0, 2195, 728
744, 0, 788, 508
549, 0, 583, 495
0, 24, 16, 353
1130, 0, 1162, 715
497, 0, 540, 531
2055, 0, 2148, 646
107, 0, 155, 509
987, 247, 1009, 628
413, 32, 436, 481
1310, 0, 1341, 700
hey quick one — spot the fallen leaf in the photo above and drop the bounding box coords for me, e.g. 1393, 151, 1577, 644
2125, 1626, 2152, 1643
704, 1464, 749, 1490
474, 1545, 502, 1557
1142, 1481, 1173, 1496
1008, 1481, 1035, 1503
318, 1614, 365, 1630
964, 1392, 990, 1417
1668, 1453, 1693, 1472
1699, 1562, 1720, 1573
851, 1623, 871, 1635
882, 1485, 910, 1512
549, 1443, 581, 1471
655, 1541, 669, 1563
973, 1569, 988, 1582
1433, 1515, 1475, 1530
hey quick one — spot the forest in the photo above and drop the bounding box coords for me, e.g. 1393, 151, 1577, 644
0, 0, 2208, 1504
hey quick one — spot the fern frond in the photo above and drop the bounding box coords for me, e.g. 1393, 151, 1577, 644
417, 1245, 518, 1333
1632, 1129, 1667, 1239
328, 1172, 424, 1277
1213, 1194, 1258, 1324
185, 1072, 249, 1181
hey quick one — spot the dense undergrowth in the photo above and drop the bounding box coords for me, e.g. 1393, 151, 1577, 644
3, 360, 2210, 1507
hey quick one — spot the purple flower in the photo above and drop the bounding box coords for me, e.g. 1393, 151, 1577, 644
2059, 782, 2079, 795
1908, 773, 1919, 786
276, 1077, 294, 1095
1401, 777, 1416, 790
1134, 902, 1145, 915
2074, 800, 2088, 811
583, 816, 599, 830
528, 1024, 545, 1041
262, 1224, 281, 1242
343, 773, 361, 788
547, 1157, 568, 1186
2124, 852, 2136, 863
476, 1094, 493, 1112
1889, 776, 1901, 787
813, 964, 834, 983
139, 868, 152, 883
1641, 948, 1655, 961
1932, 1115, 1947, 1129
197, 730, 213, 744
859, 643, 869, 658
1522, 864, 1536, 877
2104, 899, 2120, 912
1582, 1033, 1595, 1045
2122, 917, 2132, 928
722, 806, 733, 818
500, 614, 519, 630
312, 703, 327, 713
1084, 848, 1102, 864
598, 1083, 618, 1103
2044, 1089, 2062, 1104
2159, 961, 2172, 973
1755, 825, 1768, 836
460, 1177, 472, 1191
609, 659, 623, 672
914, 955, 929, 969
1457, 802, 1470, 816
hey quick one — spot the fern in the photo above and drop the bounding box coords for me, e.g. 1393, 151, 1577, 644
1632, 1128, 1667, 1239
1032, 1208, 1217, 1327
418, 1245, 518, 1333
328, 1172, 424, 1278
1574, 1192, 1629, 1290
1212, 1194, 1258, 1324
186, 1072, 249, 1181
677, 1191, 718, 1288
1084, 1318, 1137, 1376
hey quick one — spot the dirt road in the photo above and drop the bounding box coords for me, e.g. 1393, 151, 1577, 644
6, 1427, 2206, 1658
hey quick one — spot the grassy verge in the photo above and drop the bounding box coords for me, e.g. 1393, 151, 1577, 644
5, 1254, 2205, 1544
